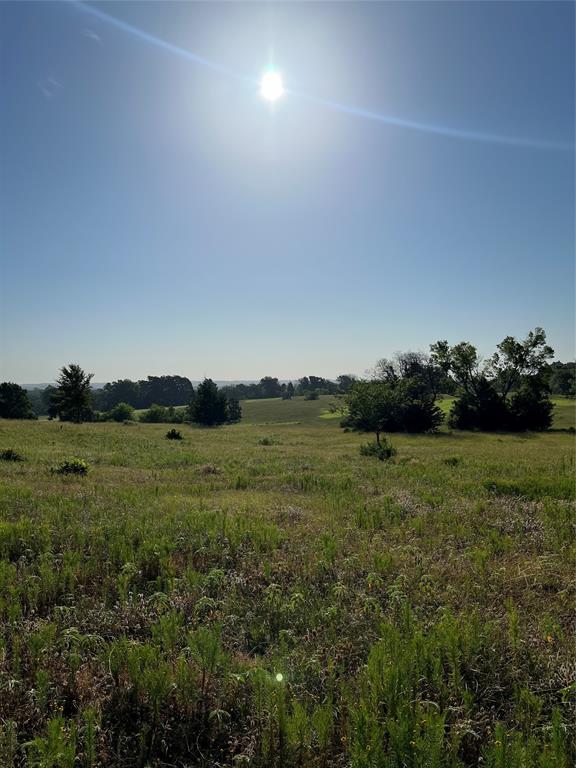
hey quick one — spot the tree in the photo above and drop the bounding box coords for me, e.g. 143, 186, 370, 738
0, 383, 35, 419
431, 329, 554, 432
52, 364, 94, 423
342, 381, 404, 444
343, 377, 443, 440
509, 376, 554, 431
284, 382, 295, 400
99, 379, 141, 410
297, 376, 337, 395
374, 352, 451, 397
189, 379, 228, 426
258, 377, 282, 399
547, 361, 575, 398
226, 398, 242, 423
141, 376, 194, 407
486, 328, 554, 401
42, 386, 58, 418
337, 374, 357, 394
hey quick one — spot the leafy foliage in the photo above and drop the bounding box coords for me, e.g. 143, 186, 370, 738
165, 428, 183, 440
0, 383, 35, 420
53, 457, 89, 475
0, 449, 25, 462
107, 402, 135, 422
139, 404, 185, 424
343, 379, 443, 441
189, 379, 229, 426
94, 375, 194, 411
432, 329, 554, 432
548, 361, 576, 398
226, 398, 242, 424
51, 364, 94, 423
359, 439, 396, 461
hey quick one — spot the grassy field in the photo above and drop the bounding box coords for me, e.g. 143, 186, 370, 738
0, 404, 574, 767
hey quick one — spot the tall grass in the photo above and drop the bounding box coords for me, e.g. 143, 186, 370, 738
0, 415, 574, 766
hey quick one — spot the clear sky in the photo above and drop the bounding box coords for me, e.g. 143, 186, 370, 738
1, 1, 574, 383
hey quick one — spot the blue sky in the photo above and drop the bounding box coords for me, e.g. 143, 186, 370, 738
1, 1, 574, 383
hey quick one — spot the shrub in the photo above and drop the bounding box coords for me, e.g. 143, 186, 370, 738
304, 392, 319, 400
448, 380, 509, 431
165, 429, 182, 441
0, 449, 25, 462
360, 439, 396, 461
108, 402, 135, 422
54, 458, 89, 476
258, 436, 279, 446
509, 382, 554, 431
140, 404, 169, 423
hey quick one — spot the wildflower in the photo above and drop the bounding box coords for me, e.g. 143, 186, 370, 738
546, 634, 554, 644
495, 740, 502, 747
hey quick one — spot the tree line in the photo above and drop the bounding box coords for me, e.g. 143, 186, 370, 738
342, 328, 565, 443
0, 328, 574, 428
0, 369, 241, 426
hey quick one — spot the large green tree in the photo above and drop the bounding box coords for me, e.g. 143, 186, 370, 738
188, 378, 228, 426
52, 364, 94, 423
548, 361, 576, 397
342, 378, 442, 442
431, 328, 554, 431
0, 383, 35, 419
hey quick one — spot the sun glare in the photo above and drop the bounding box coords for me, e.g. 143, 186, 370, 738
260, 71, 284, 102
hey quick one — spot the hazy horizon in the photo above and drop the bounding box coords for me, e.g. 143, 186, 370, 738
1, 1, 574, 382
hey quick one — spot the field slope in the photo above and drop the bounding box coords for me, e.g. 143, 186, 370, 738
0, 410, 574, 767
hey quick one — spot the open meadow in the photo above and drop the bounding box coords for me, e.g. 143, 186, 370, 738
0, 397, 574, 767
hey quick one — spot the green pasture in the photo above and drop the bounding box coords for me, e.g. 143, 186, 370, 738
0, 408, 574, 767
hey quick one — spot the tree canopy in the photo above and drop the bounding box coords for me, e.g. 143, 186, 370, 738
431, 328, 555, 431
188, 379, 229, 426
52, 364, 94, 423
0, 382, 35, 420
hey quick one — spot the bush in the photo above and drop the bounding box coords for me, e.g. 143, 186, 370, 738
304, 392, 319, 400
360, 439, 396, 461
108, 402, 135, 422
165, 429, 182, 440
509, 383, 554, 431
0, 449, 25, 462
140, 404, 169, 423
54, 458, 89, 476
448, 380, 509, 431
258, 436, 280, 446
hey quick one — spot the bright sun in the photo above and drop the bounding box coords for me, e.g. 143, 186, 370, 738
260, 71, 284, 101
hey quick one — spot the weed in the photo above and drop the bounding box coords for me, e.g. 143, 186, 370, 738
54, 457, 89, 475
360, 439, 396, 461
0, 449, 24, 462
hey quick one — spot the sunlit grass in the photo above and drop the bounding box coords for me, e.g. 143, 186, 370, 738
0, 413, 574, 766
